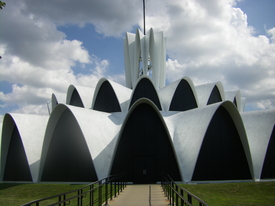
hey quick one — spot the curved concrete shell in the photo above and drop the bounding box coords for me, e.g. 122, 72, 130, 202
110, 98, 181, 183
1, 28, 274, 184
66, 85, 95, 108
195, 82, 225, 107
51, 93, 58, 112
129, 76, 162, 110
38, 104, 125, 182
225, 90, 242, 111
92, 78, 131, 113
67, 85, 95, 109
166, 101, 253, 182
1, 113, 48, 182
159, 77, 198, 112
241, 110, 275, 181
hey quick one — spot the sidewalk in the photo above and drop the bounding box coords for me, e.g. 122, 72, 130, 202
107, 184, 169, 206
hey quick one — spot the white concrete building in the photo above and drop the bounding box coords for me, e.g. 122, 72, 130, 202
1, 29, 274, 183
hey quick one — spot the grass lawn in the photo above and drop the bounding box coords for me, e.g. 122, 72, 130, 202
0, 183, 86, 206
0, 182, 274, 205
180, 181, 275, 206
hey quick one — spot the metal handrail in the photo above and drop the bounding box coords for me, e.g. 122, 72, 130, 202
22, 171, 127, 206
161, 171, 208, 206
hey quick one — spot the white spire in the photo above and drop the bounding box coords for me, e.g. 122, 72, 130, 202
124, 28, 166, 89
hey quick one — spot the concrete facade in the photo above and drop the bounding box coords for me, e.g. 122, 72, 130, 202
1, 29, 274, 183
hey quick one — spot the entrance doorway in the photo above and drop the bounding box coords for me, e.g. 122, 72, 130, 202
133, 156, 156, 184
110, 102, 181, 183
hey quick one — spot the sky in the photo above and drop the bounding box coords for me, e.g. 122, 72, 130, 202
0, 0, 275, 123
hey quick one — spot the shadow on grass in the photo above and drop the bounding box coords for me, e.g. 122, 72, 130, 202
0, 183, 24, 190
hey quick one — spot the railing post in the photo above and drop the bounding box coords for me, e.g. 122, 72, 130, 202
78, 189, 83, 206
90, 184, 94, 206
172, 181, 175, 206
58, 195, 61, 206
110, 181, 113, 200
98, 181, 102, 206
175, 185, 178, 206
180, 188, 184, 206
169, 181, 172, 205
114, 181, 117, 197
105, 178, 108, 206
188, 193, 192, 205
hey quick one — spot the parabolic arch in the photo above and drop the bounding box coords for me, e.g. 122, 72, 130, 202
110, 98, 181, 183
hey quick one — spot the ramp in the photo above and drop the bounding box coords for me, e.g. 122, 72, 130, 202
107, 184, 169, 206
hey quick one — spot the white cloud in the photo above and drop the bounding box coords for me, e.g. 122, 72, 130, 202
142, 0, 275, 111
0, 0, 274, 120
23, 0, 141, 37
0, 0, 119, 116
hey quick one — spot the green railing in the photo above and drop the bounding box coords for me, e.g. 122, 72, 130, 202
161, 172, 208, 206
22, 172, 127, 206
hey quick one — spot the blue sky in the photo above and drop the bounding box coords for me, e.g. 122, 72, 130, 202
0, 0, 275, 121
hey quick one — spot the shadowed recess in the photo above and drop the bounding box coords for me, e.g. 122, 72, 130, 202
69, 89, 84, 107
169, 79, 197, 111
207, 85, 222, 105
129, 78, 162, 110
192, 106, 252, 181
111, 102, 181, 183
41, 109, 97, 182
93, 81, 121, 112
261, 125, 275, 179
3, 126, 32, 181
233, 97, 237, 108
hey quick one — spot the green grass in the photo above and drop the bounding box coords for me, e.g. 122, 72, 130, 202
0, 183, 87, 206
0, 182, 275, 206
180, 181, 275, 206
0, 183, 121, 206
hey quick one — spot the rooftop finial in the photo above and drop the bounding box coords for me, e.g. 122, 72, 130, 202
143, 0, 145, 35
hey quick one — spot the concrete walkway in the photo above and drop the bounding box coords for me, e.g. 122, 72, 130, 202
107, 184, 169, 206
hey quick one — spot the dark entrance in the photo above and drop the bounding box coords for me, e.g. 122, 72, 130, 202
110, 102, 181, 183
134, 156, 156, 184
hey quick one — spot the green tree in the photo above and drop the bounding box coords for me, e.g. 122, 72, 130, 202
0, 1, 6, 9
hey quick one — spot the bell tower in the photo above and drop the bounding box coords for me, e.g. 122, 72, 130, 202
124, 0, 166, 89
124, 28, 166, 89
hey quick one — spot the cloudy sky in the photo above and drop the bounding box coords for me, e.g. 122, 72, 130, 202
0, 0, 275, 122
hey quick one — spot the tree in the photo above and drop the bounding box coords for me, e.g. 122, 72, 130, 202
0, 1, 6, 9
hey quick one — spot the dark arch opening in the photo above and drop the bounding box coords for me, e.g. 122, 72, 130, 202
261, 125, 275, 179
233, 97, 237, 108
129, 78, 162, 110
110, 103, 181, 183
3, 125, 32, 181
93, 81, 121, 112
192, 106, 252, 181
169, 79, 197, 111
69, 89, 84, 107
41, 109, 97, 182
207, 86, 222, 105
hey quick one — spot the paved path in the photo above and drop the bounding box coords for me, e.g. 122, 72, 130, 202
107, 184, 169, 206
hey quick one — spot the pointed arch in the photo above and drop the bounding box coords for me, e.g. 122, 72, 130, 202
261, 125, 275, 179
129, 77, 162, 110
192, 105, 252, 181
196, 82, 225, 107
92, 79, 121, 112
40, 105, 97, 182
1, 114, 32, 181
66, 85, 84, 108
207, 85, 222, 105
110, 99, 181, 183
169, 79, 198, 111
225, 90, 242, 112
51, 93, 58, 112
